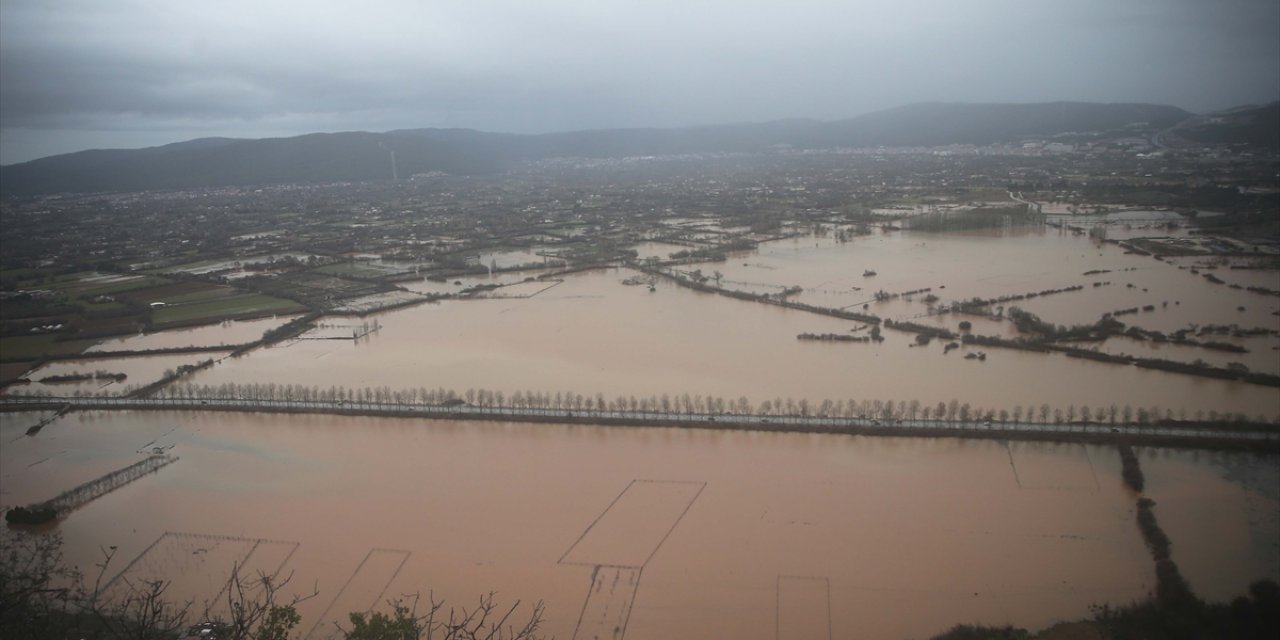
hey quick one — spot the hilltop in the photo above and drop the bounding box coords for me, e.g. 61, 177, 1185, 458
0, 101, 1195, 196
1173, 102, 1280, 147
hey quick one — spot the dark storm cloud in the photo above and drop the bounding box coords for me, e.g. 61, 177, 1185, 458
2, 0, 1277, 163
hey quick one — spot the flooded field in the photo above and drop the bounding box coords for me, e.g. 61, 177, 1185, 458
695, 228, 1278, 339
178, 227, 1279, 419
4, 352, 230, 397
1140, 448, 1280, 603
85, 315, 296, 352
4, 218, 1278, 637
1, 410, 1275, 639
632, 241, 692, 261
399, 268, 558, 296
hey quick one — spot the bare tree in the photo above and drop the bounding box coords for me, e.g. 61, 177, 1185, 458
3, 531, 543, 640
214, 564, 317, 640
1, 530, 85, 639
85, 545, 193, 640
341, 592, 544, 640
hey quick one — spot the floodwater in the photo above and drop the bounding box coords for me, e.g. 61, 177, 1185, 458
183, 249, 1278, 419
694, 228, 1278, 338
84, 315, 296, 353
475, 248, 553, 269
5, 224, 1277, 637
4, 351, 231, 397
1139, 447, 1280, 603
398, 268, 558, 296
1, 410, 1276, 638
632, 241, 693, 261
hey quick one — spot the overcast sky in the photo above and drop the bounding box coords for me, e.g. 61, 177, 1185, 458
1, 0, 1277, 165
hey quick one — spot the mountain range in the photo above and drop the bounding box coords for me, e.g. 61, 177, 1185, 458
3, 101, 1273, 196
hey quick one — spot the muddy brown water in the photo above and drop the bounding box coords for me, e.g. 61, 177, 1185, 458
702, 228, 1277, 340
22, 227, 1272, 417
1, 410, 1275, 639
84, 315, 297, 353
4, 351, 232, 398
181, 236, 1278, 419
4, 227, 1278, 637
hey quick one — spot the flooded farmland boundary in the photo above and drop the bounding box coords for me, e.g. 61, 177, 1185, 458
640, 264, 1280, 389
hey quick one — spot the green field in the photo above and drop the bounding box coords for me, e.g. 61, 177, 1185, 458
74, 276, 170, 298
0, 267, 56, 287
0, 334, 97, 360
312, 262, 393, 279
79, 298, 130, 314
37, 272, 173, 299
0, 361, 37, 383
133, 285, 239, 305
151, 294, 305, 326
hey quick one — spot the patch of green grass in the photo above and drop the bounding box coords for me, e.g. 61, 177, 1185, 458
312, 263, 389, 279
55, 274, 172, 298
120, 281, 228, 304
965, 188, 1014, 202
33, 271, 100, 291
0, 267, 56, 288
0, 361, 37, 383
0, 334, 96, 360
169, 258, 224, 270
151, 294, 305, 325
148, 286, 238, 305
79, 299, 130, 313
139, 258, 201, 275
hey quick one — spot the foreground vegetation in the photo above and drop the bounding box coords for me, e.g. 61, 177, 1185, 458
0, 529, 545, 640
931, 579, 1280, 640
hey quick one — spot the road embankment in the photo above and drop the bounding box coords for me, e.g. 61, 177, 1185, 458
3, 396, 1274, 452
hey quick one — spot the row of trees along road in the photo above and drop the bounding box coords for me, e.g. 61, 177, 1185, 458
101, 381, 1277, 425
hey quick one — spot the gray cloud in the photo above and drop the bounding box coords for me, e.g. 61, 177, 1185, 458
2, 0, 1277, 164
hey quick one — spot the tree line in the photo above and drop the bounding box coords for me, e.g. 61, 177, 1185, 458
10, 373, 1278, 427
82, 381, 1271, 427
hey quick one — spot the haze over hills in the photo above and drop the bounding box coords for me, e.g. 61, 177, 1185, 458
0, 101, 1227, 196
1174, 102, 1280, 147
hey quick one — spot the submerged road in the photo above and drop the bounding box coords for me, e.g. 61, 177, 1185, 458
1, 395, 1274, 450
